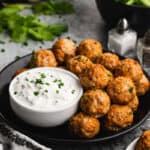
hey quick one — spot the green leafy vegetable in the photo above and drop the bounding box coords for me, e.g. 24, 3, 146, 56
34, 91, 39, 96
32, 0, 75, 15
0, 7, 68, 43
2, 3, 31, 10
140, 0, 150, 6
114, 0, 150, 7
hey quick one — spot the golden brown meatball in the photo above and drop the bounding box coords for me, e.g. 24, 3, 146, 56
69, 112, 100, 138
79, 64, 113, 89
107, 76, 136, 105
53, 38, 76, 64
135, 130, 150, 150
80, 89, 111, 118
115, 58, 143, 82
30, 49, 57, 67
67, 55, 93, 75
96, 52, 120, 71
104, 105, 133, 132
14, 68, 28, 77
77, 39, 103, 62
127, 96, 139, 112
135, 74, 150, 96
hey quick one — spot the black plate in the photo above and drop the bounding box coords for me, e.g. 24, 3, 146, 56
0, 54, 150, 146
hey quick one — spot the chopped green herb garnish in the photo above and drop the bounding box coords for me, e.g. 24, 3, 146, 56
129, 87, 133, 93
15, 56, 21, 61
45, 82, 50, 86
53, 79, 58, 83
25, 77, 29, 81
91, 57, 97, 63
73, 40, 77, 44
1, 49, 5, 52
71, 89, 75, 94
23, 42, 28, 46
0, 40, 5, 44
66, 36, 71, 39
77, 56, 81, 61
40, 73, 46, 78
30, 80, 34, 83
58, 82, 64, 88
56, 90, 59, 94
35, 78, 44, 84
34, 91, 39, 96
44, 89, 48, 93
92, 87, 97, 91
14, 91, 17, 95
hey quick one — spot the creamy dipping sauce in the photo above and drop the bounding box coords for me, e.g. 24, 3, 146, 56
10, 68, 83, 111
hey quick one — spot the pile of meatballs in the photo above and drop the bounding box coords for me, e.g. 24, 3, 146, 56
15, 38, 150, 139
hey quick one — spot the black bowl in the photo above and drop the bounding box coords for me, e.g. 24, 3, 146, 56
0, 54, 150, 146
96, 0, 150, 36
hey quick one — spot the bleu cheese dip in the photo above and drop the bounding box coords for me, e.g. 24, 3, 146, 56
9, 67, 83, 111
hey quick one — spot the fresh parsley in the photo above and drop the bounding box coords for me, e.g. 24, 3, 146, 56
40, 73, 46, 78
71, 89, 75, 94
56, 90, 59, 94
32, 0, 75, 15
35, 79, 44, 84
0, 6, 68, 43
34, 91, 39, 96
1, 49, 5, 53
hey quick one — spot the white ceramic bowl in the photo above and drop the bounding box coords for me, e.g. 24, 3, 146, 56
9, 67, 83, 127
126, 138, 139, 150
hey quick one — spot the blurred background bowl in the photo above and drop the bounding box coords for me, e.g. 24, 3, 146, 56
96, 0, 150, 36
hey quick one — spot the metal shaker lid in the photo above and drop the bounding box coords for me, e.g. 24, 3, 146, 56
143, 29, 150, 46
116, 18, 129, 34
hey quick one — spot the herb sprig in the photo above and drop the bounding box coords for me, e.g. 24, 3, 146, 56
32, 0, 75, 15
0, 1, 71, 43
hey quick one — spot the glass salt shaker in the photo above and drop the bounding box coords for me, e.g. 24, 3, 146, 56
108, 18, 137, 57
137, 30, 150, 76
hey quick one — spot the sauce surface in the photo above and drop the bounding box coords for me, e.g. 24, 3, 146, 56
10, 68, 83, 110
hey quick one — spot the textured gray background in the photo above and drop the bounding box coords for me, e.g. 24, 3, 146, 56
0, 0, 149, 150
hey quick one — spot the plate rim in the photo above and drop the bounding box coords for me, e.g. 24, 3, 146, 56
0, 53, 150, 144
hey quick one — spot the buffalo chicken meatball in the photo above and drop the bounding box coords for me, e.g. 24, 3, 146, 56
104, 105, 133, 132
127, 96, 139, 112
97, 52, 120, 71
77, 39, 103, 62
115, 58, 143, 82
107, 76, 136, 105
69, 112, 100, 138
79, 64, 113, 89
135, 130, 150, 150
53, 38, 76, 64
80, 89, 111, 118
30, 49, 57, 67
135, 74, 150, 96
67, 55, 93, 75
